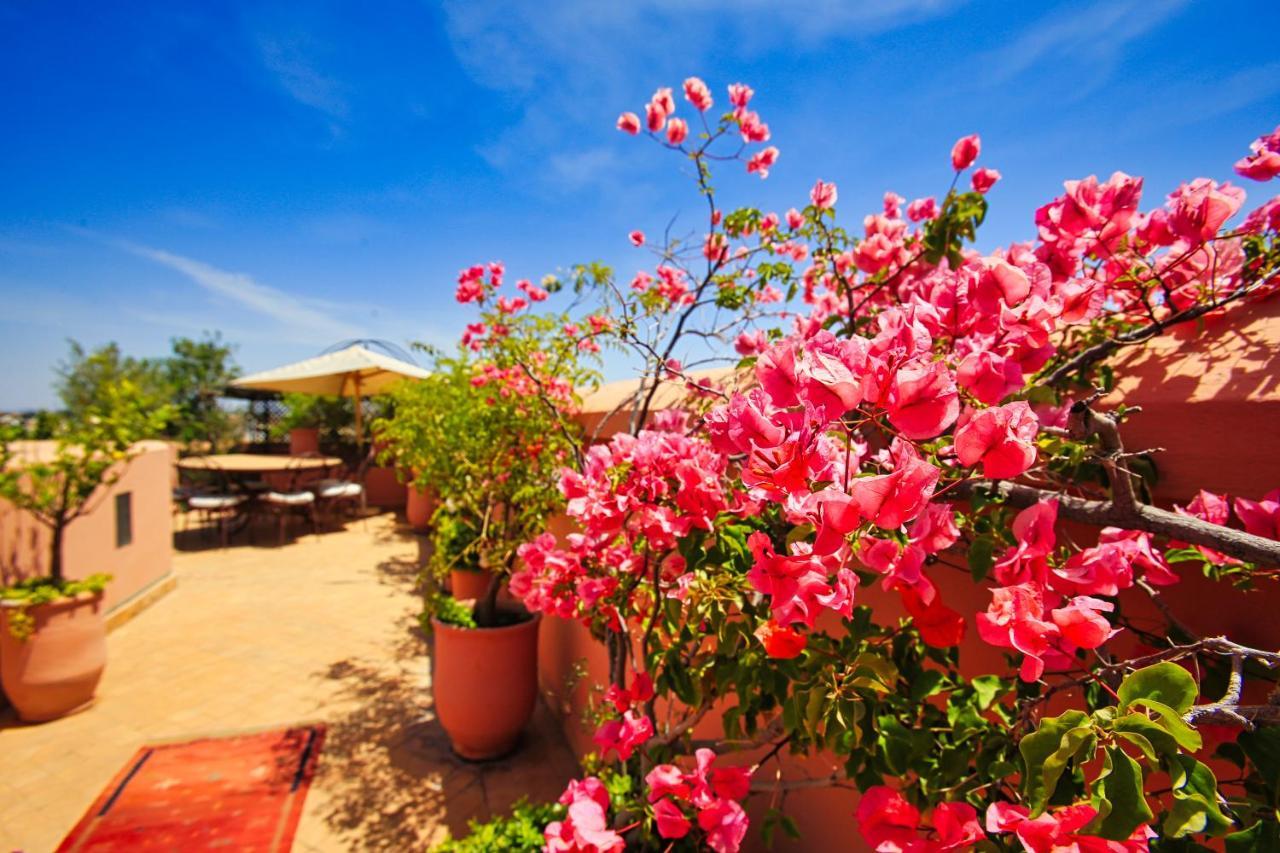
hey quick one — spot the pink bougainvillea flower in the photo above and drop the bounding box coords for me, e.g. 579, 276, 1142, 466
954, 401, 1039, 480
986, 801, 1153, 852
950, 133, 981, 170
666, 117, 689, 145
930, 802, 986, 851
652, 797, 692, 839
616, 111, 641, 135
727, 82, 753, 109
785, 207, 805, 230
645, 101, 668, 133
697, 798, 749, 853
1234, 125, 1280, 181
593, 709, 654, 761
1166, 178, 1246, 242
746, 145, 780, 179
976, 582, 1059, 682
845, 439, 941, 531
1234, 489, 1280, 540
1097, 527, 1180, 586
886, 359, 960, 440
1050, 595, 1116, 649
810, 179, 838, 210
972, 167, 1001, 193
628, 230, 645, 246
956, 350, 1024, 405
683, 76, 713, 111
907, 196, 938, 222
1175, 489, 1236, 563
754, 619, 807, 658
902, 587, 967, 647
855, 786, 921, 851
908, 502, 961, 555
546, 776, 625, 853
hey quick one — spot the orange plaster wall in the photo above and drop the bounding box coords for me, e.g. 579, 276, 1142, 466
0, 440, 175, 613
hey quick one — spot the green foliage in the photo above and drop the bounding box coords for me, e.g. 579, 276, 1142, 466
0, 377, 172, 584
1018, 664, 1236, 842
0, 572, 112, 640
373, 345, 590, 577
428, 503, 482, 580
431, 797, 565, 852
54, 335, 242, 450
420, 592, 478, 635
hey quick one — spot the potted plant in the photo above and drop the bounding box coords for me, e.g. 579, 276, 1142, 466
0, 380, 170, 721
273, 393, 356, 455
378, 326, 596, 759
429, 503, 491, 600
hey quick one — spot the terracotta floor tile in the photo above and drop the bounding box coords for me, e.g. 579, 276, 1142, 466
0, 512, 580, 852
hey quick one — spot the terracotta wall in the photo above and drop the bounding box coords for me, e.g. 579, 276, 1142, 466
0, 440, 174, 614
532, 298, 1280, 852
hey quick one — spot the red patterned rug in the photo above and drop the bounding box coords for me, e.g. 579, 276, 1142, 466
56, 724, 325, 852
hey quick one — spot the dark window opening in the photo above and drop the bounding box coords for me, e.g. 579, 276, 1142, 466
115, 492, 133, 548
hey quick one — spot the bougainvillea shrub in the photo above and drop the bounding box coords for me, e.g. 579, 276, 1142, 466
454, 80, 1280, 851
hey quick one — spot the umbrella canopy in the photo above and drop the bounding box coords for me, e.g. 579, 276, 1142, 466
231, 343, 429, 446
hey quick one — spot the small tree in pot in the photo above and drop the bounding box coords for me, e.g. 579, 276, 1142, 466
376, 326, 597, 759
0, 379, 170, 721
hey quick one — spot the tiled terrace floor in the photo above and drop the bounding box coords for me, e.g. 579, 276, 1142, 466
0, 512, 579, 852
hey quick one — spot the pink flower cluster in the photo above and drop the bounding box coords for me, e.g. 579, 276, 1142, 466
645, 748, 753, 853
855, 786, 985, 852
985, 801, 1152, 852
618, 79, 778, 180
511, 430, 740, 624
1235, 124, 1280, 182
976, 499, 1183, 681
545, 777, 625, 853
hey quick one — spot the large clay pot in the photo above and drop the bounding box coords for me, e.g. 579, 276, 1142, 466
432, 611, 540, 760
406, 487, 435, 531
450, 569, 492, 602
289, 427, 320, 455
0, 592, 107, 722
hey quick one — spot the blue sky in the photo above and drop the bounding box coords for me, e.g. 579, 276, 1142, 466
1, 0, 1277, 409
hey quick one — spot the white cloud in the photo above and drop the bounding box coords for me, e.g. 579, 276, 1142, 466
120, 241, 362, 343
980, 0, 1188, 88
256, 32, 349, 121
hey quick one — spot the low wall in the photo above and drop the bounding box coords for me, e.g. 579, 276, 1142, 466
0, 440, 175, 615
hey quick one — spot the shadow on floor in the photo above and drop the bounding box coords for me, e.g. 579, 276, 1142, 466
309, 616, 579, 849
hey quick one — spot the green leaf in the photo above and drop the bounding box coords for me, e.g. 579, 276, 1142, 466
972, 675, 1005, 711
1020, 710, 1090, 814
1118, 662, 1198, 714
1226, 819, 1280, 853
1129, 698, 1202, 752
968, 537, 996, 582
1238, 726, 1280, 801
1112, 713, 1183, 761
1091, 747, 1153, 840
1164, 755, 1234, 837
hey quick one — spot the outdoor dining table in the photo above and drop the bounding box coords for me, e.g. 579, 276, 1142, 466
176, 453, 343, 476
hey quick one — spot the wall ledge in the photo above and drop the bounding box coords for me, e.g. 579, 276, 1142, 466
106, 572, 177, 633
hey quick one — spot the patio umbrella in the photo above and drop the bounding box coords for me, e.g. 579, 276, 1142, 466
230, 342, 429, 448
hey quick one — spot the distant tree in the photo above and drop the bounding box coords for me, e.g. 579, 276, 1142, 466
164, 333, 241, 450
54, 340, 167, 421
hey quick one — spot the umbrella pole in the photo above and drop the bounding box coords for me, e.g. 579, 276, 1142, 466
353, 374, 364, 453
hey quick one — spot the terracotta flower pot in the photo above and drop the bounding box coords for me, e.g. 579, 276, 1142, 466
406, 487, 435, 531
431, 611, 540, 760
0, 592, 107, 722
450, 569, 493, 601
289, 427, 320, 455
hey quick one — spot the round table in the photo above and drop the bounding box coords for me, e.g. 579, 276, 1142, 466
176, 454, 343, 474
